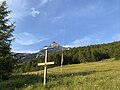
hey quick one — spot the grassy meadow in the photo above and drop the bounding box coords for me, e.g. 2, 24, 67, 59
0, 58, 120, 90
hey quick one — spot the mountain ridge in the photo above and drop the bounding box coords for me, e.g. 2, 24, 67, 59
13, 42, 69, 61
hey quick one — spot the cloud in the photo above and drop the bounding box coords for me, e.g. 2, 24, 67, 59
52, 15, 65, 23
64, 32, 105, 47
14, 32, 47, 45
31, 8, 40, 17
12, 49, 39, 53
50, 4, 97, 24
74, 5, 96, 17
40, 0, 48, 6
39, 0, 52, 7
0, 0, 4, 2
2, 0, 29, 22
64, 1, 118, 20
64, 37, 92, 47
112, 33, 120, 41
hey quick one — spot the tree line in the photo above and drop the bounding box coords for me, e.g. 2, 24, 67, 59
15, 41, 120, 73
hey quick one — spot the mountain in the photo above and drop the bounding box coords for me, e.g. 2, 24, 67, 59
13, 42, 69, 61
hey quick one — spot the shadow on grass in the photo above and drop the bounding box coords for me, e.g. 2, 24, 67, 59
60, 69, 112, 77
0, 74, 43, 90
0, 69, 112, 90
57, 70, 97, 78
48, 69, 112, 80
46, 70, 97, 82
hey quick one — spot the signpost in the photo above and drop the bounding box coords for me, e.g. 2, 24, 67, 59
38, 47, 54, 85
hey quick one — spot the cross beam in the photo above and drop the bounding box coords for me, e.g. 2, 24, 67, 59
38, 62, 54, 66
38, 48, 54, 85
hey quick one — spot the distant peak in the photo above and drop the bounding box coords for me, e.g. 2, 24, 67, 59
50, 42, 59, 47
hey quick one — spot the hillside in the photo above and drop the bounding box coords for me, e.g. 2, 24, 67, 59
14, 41, 120, 73
1, 59, 120, 90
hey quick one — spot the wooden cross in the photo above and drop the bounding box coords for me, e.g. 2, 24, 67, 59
38, 47, 54, 85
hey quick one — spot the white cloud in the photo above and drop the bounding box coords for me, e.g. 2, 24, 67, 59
0, 0, 4, 2
40, 0, 48, 6
31, 8, 40, 17
52, 15, 65, 23
39, 0, 53, 7
1, 0, 29, 22
50, 4, 97, 24
64, 32, 105, 47
14, 32, 47, 45
64, 37, 92, 47
95, 38, 100, 42
12, 49, 39, 53
112, 33, 120, 41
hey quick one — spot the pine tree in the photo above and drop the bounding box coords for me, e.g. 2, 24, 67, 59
0, 1, 15, 80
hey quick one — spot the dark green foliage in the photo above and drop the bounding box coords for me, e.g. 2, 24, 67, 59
15, 41, 120, 73
0, 74, 43, 90
0, 1, 15, 80
14, 59, 39, 73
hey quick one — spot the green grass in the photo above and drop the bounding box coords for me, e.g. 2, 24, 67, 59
24, 59, 120, 90
1, 59, 120, 90
0, 74, 43, 90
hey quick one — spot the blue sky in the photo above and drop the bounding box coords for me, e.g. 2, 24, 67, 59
1, 0, 120, 53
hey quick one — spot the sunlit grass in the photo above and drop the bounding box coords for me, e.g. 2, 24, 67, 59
23, 59, 120, 90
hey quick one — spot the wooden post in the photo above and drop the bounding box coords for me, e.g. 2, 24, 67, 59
44, 49, 47, 85
61, 47, 64, 73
